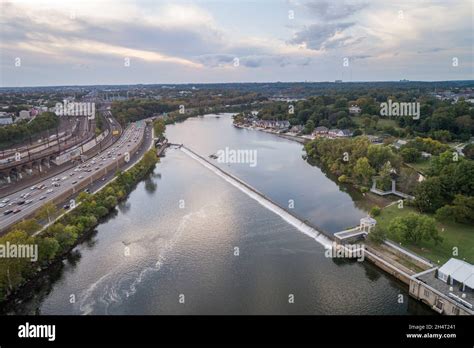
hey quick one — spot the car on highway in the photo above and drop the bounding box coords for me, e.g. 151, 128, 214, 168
39, 196, 46, 200
3, 210, 13, 215
13, 208, 21, 214
0, 203, 6, 208
30, 185, 36, 190
47, 189, 54, 194
78, 176, 84, 179
2, 198, 10, 203
72, 181, 77, 184
17, 200, 25, 205
25, 199, 33, 205
61, 176, 68, 181
53, 182, 61, 187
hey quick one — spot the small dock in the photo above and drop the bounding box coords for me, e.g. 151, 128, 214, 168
334, 227, 368, 243
334, 217, 376, 244
370, 179, 414, 200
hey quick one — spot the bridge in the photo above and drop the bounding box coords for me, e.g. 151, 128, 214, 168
179, 145, 334, 249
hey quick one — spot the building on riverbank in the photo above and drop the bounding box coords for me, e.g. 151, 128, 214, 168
409, 258, 474, 315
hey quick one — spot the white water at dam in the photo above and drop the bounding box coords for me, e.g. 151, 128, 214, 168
180, 146, 333, 249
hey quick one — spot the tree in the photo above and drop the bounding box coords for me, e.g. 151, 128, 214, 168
11, 219, 41, 235
153, 119, 166, 138
370, 206, 381, 217
388, 213, 442, 246
55, 225, 79, 250
354, 157, 375, 185
400, 147, 421, 163
303, 119, 315, 134
435, 205, 455, 222
414, 177, 445, 213
37, 237, 59, 263
463, 143, 474, 160
35, 202, 58, 224
352, 129, 363, 136
368, 226, 386, 244
367, 145, 398, 171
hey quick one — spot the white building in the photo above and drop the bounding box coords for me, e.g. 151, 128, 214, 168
438, 258, 474, 292
349, 105, 361, 114
0, 116, 13, 125
18, 110, 31, 120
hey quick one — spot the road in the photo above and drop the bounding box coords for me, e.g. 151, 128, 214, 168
0, 110, 120, 196
0, 119, 150, 233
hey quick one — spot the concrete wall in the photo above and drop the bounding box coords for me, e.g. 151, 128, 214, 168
409, 279, 472, 315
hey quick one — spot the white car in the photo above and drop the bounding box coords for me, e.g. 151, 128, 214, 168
30, 185, 36, 190
78, 176, 84, 179
0, 203, 6, 208
2, 198, 10, 203
46, 189, 53, 194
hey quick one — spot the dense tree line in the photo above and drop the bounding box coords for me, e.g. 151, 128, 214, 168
304, 136, 403, 190
414, 151, 474, 223
0, 112, 60, 148
253, 91, 474, 140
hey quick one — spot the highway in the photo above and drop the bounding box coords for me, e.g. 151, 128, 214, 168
0, 119, 148, 233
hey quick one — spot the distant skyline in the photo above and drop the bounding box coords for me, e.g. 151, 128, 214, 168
1, 0, 473, 87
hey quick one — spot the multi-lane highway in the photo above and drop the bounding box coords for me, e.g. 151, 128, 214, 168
0, 120, 148, 233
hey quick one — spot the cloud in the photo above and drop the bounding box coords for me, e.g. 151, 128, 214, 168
302, 0, 368, 20
289, 22, 354, 50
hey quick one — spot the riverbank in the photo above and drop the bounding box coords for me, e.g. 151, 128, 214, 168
232, 121, 457, 315
0, 144, 159, 308
234, 123, 312, 144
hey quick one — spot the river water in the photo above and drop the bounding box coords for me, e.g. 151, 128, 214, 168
8, 114, 432, 315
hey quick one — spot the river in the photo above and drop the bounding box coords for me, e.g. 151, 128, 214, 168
6, 114, 432, 315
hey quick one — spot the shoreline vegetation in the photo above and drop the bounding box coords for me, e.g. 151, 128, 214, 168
235, 119, 473, 266
0, 145, 159, 307
302, 135, 473, 265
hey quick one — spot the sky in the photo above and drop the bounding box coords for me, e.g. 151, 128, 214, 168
0, 0, 473, 87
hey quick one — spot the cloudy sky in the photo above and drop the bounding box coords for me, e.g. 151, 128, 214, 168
0, 0, 472, 87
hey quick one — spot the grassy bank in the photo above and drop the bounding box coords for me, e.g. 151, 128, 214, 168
375, 204, 474, 264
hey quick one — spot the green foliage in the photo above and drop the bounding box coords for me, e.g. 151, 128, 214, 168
368, 226, 386, 244
338, 175, 348, 183
388, 213, 442, 246
354, 157, 375, 185
463, 143, 474, 160
153, 119, 166, 138
370, 206, 381, 217
436, 195, 474, 224
0, 112, 60, 148
414, 177, 445, 213
400, 147, 421, 163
